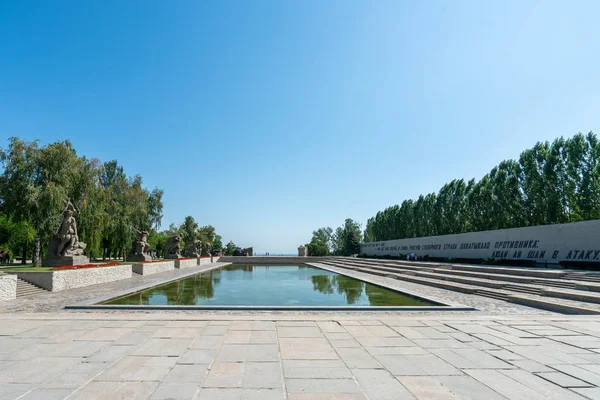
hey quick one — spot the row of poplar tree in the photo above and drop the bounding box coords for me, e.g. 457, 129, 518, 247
0, 137, 229, 265
363, 132, 600, 243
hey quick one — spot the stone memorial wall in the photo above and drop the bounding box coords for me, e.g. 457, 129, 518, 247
360, 219, 600, 265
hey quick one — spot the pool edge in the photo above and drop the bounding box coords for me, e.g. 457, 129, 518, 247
65, 261, 475, 311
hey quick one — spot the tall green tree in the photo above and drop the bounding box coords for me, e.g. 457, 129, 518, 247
180, 216, 198, 249
212, 234, 223, 251
358, 132, 600, 244
332, 218, 361, 256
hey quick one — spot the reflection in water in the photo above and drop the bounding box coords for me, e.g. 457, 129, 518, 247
148, 273, 219, 305
335, 275, 363, 305
104, 265, 439, 307
311, 275, 334, 295
311, 274, 366, 305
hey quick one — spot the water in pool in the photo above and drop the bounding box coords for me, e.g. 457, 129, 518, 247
103, 264, 439, 307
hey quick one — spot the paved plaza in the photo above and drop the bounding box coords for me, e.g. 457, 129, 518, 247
3, 313, 600, 399
2, 262, 600, 399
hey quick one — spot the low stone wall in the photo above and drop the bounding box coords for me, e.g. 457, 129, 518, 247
219, 256, 328, 264
361, 219, 600, 265
175, 259, 198, 269
0, 274, 17, 302
132, 261, 175, 276
198, 257, 219, 265
16, 264, 132, 291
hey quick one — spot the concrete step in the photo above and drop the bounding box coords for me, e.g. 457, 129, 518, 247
532, 280, 576, 289
351, 258, 568, 279
503, 283, 541, 295
325, 260, 600, 314
340, 260, 594, 296
16, 278, 47, 297
474, 290, 508, 301
563, 273, 600, 283
574, 282, 600, 293
509, 295, 600, 315
541, 288, 600, 304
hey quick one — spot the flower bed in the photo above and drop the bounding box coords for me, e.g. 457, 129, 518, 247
52, 261, 121, 270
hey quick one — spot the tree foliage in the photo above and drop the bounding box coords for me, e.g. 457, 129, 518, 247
0, 137, 234, 264
0, 137, 165, 262
364, 132, 600, 242
308, 219, 361, 256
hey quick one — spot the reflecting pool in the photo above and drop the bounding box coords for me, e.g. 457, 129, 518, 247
103, 264, 440, 307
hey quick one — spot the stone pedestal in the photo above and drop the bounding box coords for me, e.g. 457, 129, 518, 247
128, 254, 153, 263
298, 246, 308, 257
42, 256, 90, 268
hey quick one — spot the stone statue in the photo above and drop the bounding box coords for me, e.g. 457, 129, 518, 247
43, 200, 89, 267
233, 247, 252, 256
185, 239, 202, 258
129, 229, 152, 262
201, 242, 212, 257
164, 235, 183, 259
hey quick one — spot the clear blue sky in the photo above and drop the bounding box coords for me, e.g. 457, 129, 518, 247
1, 1, 599, 253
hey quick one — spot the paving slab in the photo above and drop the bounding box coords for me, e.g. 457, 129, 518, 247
216, 344, 279, 362
279, 338, 338, 360
283, 360, 352, 379
285, 378, 362, 394
177, 349, 217, 365
150, 382, 200, 400
551, 364, 600, 386
240, 388, 285, 400
203, 362, 245, 388
335, 347, 381, 369
19, 388, 75, 399
69, 381, 160, 400
0, 383, 35, 400
573, 387, 600, 399
243, 362, 282, 388
95, 356, 176, 382
463, 369, 547, 400
163, 364, 208, 384
352, 368, 416, 400
436, 375, 507, 400
397, 376, 461, 400
130, 338, 193, 357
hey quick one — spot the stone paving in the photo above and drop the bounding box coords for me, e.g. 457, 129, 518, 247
2, 313, 600, 399
2, 262, 600, 399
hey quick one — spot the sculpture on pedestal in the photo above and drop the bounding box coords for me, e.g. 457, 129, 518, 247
164, 235, 183, 259
201, 242, 212, 257
185, 239, 202, 258
233, 247, 253, 256
129, 229, 152, 262
43, 200, 89, 267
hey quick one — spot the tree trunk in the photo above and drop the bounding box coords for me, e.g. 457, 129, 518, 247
33, 235, 41, 267
21, 245, 27, 265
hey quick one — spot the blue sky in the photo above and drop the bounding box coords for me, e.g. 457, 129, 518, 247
1, 1, 599, 253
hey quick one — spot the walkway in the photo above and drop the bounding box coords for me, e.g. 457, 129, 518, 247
2, 313, 600, 399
